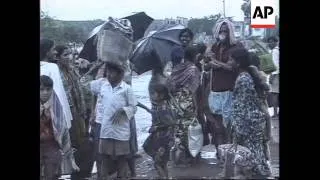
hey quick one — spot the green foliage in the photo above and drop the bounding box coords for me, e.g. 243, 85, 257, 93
241, 0, 251, 18
40, 11, 104, 44
187, 14, 222, 35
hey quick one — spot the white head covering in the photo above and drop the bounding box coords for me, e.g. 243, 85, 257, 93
40, 61, 73, 129
212, 18, 237, 45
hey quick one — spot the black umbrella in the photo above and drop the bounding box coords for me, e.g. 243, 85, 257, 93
79, 12, 154, 62
78, 35, 98, 62
129, 24, 186, 75
123, 12, 154, 42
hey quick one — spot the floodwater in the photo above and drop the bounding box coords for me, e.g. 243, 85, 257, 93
131, 74, 152, 150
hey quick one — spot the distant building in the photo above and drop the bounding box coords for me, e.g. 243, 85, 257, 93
143, 17, 189, 38
233, 21, 245, 39
164, 17, 188, 26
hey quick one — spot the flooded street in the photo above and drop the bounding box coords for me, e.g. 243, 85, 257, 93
60, 74, 279, 179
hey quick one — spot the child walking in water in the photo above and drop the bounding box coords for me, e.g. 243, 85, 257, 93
143, 78, 176, 178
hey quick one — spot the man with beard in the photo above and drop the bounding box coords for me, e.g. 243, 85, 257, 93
203, 19, 243, 160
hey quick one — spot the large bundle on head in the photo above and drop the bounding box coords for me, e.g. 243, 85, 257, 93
96, 17, 134, 71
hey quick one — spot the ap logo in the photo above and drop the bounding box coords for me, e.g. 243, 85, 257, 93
251, 0, 276, 28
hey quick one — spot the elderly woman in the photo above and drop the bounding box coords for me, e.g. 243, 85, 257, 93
231, 48, 272, 178
167, 46, 201, 165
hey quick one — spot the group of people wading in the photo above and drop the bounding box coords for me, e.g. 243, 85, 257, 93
40, 17, 279, 179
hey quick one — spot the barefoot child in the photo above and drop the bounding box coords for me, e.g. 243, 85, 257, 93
90, 62, 137, 180
143, 80, 176, 178
40, 75, 79, 180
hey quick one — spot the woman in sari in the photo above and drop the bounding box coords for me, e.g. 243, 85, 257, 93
55, 45, 87, 147
231, 48, 272, 178
167, 46, 201, 165
54, 45, 88, 178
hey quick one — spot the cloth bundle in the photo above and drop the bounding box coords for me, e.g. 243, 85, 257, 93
96, 17, 134, 71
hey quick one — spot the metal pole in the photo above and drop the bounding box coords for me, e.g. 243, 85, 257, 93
223, 0, 226, 17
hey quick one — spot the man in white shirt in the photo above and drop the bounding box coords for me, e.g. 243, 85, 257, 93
90, 62, 137, 179
267, 37, 279, 118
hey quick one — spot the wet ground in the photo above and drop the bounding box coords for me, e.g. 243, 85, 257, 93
129, 74, 279, 179
132, 118, 279, 179
60, 74, 279, 179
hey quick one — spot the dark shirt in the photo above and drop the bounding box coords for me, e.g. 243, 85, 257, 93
171, 45, 185, 67
210, 42, 243, 92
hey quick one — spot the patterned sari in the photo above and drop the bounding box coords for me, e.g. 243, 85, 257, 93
167, 61, 201, 163
59, 64, 87, 148
232, 72, 271, 177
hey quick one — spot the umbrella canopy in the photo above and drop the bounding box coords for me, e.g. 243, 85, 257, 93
129, 24, 186, 75
87, 22, 107, 40
123, 12, 154, 42
79, 12, 154, 62
78, 35, 98, 62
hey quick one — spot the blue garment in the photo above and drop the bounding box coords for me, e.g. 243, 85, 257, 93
208, 91, 233, 128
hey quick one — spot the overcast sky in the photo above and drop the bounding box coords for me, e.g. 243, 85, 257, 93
41, 0, 243, 21
41, 0, 279, 21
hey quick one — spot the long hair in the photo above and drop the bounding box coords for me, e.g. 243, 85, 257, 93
231, 48, 269, 95
40, 39, 54, 61
55, 45, 69, 58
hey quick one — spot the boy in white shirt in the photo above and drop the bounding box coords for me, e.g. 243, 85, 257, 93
90, 62, 137, 179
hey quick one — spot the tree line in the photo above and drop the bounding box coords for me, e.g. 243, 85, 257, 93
40, 11, 226, 44
40, 9, 278, 45
40, 11, 104, 44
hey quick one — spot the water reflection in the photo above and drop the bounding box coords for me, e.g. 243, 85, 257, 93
132, 74, 152, 150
